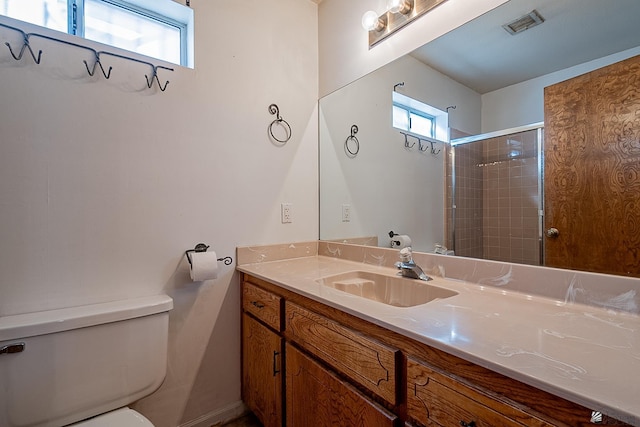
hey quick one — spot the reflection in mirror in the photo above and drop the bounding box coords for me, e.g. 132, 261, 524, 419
319, 0, 640, 276
448, 124, 543, 266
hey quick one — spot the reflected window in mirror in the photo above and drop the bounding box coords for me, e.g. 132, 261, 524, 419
393, 104, 435, 137
392, 92, 449, 142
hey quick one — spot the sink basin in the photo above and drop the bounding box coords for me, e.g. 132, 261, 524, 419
316, 271, 457, 307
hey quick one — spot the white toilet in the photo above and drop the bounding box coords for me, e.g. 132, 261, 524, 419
0, 294, 173, 427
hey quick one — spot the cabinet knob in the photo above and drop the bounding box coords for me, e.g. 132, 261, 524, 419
460, 421, 476, 427
251, 301, 265, 309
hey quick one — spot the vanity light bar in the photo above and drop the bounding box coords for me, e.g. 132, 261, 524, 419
368, 0, 448, 48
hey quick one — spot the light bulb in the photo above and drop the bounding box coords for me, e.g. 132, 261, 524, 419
361, 10, 382, 31
387, 0, 402, 13
387, 0, 413, 15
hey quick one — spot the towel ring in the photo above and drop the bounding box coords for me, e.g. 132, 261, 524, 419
268, 104, 292, 144
345, 125, 360, 157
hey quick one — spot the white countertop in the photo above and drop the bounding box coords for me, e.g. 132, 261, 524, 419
238, 255, 640, 426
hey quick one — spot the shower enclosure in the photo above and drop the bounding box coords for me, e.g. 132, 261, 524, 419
446, 123, 544, 266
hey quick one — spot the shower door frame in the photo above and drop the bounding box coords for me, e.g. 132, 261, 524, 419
449, 122, 545, 265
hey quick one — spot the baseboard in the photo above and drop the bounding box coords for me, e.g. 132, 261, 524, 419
178, 401, 248, 427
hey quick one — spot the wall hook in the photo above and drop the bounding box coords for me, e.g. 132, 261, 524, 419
401, 132, 415, 149
418, 138, 429, 152
145, 65, 173, 91
268, 104, 292, 144
345, 124, 360, 157
5, 36, 42, 64
83, 51, 112, 79
393, 82, 405, 92
430, 140, 441, 155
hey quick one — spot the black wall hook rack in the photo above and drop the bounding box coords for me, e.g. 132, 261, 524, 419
400, 132, 441, 155
0, 22, 173, 92
185, 243, 233, 266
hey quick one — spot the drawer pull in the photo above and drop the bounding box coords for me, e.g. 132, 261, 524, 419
273, 350, 281, 376
460, 421, 476, 427
251, 301, 265, 309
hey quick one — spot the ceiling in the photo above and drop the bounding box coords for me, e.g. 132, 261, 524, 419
410, 0, 640, 94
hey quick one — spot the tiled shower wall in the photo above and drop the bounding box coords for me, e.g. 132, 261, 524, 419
447, 128, 541, 266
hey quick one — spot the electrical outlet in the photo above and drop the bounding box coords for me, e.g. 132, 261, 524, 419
342, 204, 351, 222
281, 203, 292, 223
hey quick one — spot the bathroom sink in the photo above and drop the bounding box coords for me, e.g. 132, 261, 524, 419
316, 271, 457, 307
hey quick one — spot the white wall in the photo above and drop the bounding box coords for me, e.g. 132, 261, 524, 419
481, 46, 640, 132
0, 0, 318, 425
320, 55, 480, 251
318, 0, 509, 97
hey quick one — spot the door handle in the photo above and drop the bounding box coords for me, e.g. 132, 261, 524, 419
546, 227, 560, 238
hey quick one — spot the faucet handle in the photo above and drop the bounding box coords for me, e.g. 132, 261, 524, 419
399, 247, 413, 262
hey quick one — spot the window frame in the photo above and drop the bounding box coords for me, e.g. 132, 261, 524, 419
393, 102, 436, 138
392, 91, 449, 143
1, 0, 193, 67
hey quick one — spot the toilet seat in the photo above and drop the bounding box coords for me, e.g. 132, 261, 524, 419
71, 407, 154, 427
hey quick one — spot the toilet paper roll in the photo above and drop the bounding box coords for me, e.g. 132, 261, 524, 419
189, 251, 219, 281
390, 235, 412, 249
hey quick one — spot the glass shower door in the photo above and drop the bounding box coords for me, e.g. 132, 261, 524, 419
449, 125, 543, 266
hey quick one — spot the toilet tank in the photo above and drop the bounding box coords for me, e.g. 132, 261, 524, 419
0, 295, 173, 427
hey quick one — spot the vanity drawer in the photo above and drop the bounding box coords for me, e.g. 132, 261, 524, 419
285, 302, 398, 405
242, 282, 282, 331
407, 357, 551, 427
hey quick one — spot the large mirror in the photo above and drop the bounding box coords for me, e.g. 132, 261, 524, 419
319, 0, 640, 275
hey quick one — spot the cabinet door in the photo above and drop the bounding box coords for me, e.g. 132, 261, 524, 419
407, 357, 549, 427
242, 313, 283, 427
285, 302, 398, 405
286, 343, 398, 427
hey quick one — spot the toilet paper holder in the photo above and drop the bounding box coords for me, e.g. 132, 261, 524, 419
185, 243, 233, 266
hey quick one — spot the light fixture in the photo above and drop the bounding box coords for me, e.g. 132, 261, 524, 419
363, 0, 448, 48
361, 10, 385, 32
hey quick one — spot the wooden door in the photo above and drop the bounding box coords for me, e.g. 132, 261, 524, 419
242, 313, 283, 427
543, 54, 640, 276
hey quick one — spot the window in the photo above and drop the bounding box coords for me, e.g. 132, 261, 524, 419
393, 104, 435, 138
0, 0, 193, 67
392, 91, 449, 142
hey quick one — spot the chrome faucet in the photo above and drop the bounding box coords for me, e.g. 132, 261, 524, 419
395, 247, 432, 281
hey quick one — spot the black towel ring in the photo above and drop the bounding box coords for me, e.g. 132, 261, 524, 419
268, 104, 292, 144
345, 125, 360, 157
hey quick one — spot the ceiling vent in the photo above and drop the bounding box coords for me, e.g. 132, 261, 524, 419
502, 10, 545, 35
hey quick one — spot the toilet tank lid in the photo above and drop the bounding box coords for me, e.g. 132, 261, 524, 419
0, 295, 173, 342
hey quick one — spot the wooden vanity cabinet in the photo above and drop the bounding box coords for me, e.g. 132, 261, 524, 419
241, 274, 630, 427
